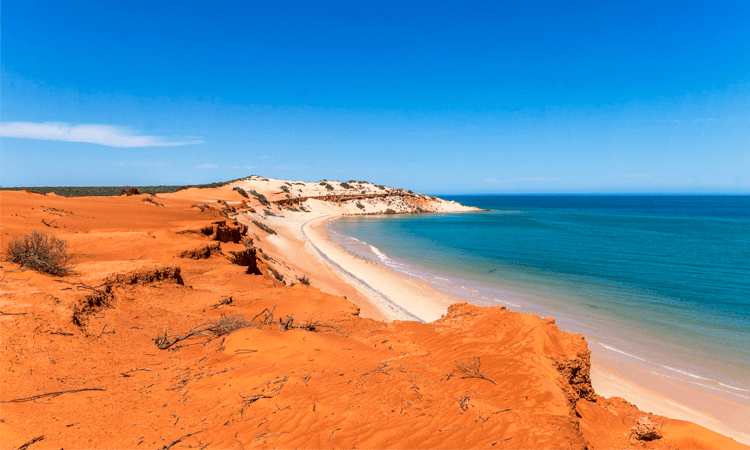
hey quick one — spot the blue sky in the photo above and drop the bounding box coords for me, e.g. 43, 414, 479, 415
2, 0, 749, 193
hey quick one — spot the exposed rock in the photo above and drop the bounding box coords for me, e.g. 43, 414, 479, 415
229, 248, 263, 275
631, 416, 662, 441
103, 266, 184, 287
178, 243, 223, 259
199, 220, 247, 243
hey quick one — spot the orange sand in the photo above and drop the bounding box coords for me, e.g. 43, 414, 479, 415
1, 187, 747, 449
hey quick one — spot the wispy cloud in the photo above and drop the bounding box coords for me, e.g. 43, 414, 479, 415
484, 177, 558, 184
0, 122, 203, 147
196, 163, 218, 169
621, 173, 659, 178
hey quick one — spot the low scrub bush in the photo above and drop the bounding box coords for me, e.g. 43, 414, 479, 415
5, 231, 73, 276
249, 189, 270, 207
340, 182, 351, 189
233, 187, 249, 198
251, 220, 277, 235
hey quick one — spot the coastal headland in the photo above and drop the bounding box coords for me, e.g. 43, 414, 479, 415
1, 176, 746, 449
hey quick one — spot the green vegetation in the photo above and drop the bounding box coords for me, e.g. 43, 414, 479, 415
251, 220, 277, 235
298, 275, 311, 286
249, 190, 271, 207
233, 187, 249, 198
280, 185, 290, 193
5, 231, 73, 276
0, 176, 257, 197
340, 182, 351, 189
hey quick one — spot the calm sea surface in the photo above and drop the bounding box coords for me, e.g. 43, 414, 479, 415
329, 195, 750, 400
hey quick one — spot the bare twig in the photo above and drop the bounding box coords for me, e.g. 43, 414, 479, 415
16, 435, 44, 450
161, 430, 204, 450
155, 314, 253, 350
41, 219, 60, 228
121, 368, 152, 377
0, 311, 27, 316
447, 356, 497, 385
250, 305, 276, 324
252, 431, 287, 442
325, 428, 342, 443
1, 387, 106, 403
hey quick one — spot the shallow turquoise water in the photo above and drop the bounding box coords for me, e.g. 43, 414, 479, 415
330, 195, 750, 400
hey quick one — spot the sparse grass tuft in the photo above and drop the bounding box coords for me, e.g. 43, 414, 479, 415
298, 275, 311, 286
5, 231, 73, 276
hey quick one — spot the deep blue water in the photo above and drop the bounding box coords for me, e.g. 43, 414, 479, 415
330, 195, 750, 397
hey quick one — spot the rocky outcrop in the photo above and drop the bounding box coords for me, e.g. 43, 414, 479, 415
103, 266, 184, 287
229, 248, 263, 275
631, 416, 663, 441
178, 243, 223, 259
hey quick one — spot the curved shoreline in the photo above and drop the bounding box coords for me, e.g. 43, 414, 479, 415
312, 212, 750, 445
300, 215, 422, 322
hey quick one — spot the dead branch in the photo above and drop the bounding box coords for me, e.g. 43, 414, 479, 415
41, 219, 59, 228
208, 296, 233, 308
0, 311, 27, 316
252, 431, 287, 442
1, 387, 106, 403
250, 305, 276, 324
241, 393, 274, 405
325, 428, 342, 443
160, 430, 204, 450
234, 349, 258, 354
16, 435, 44, 450
447, 356, 497, 385
121, 368, 152, 377
155, 314, 253, 350
279, 314, 294, 331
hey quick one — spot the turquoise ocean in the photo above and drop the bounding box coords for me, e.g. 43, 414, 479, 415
328, 195, 750, 405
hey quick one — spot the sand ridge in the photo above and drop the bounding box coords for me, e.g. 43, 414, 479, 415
1, 179, 747, 449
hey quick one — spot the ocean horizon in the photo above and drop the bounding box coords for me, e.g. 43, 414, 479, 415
329, 194, 750, 406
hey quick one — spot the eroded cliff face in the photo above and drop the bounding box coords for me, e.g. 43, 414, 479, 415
1, 190, 745, 450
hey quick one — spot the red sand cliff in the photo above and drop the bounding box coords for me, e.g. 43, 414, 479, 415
1, 189, 746, 449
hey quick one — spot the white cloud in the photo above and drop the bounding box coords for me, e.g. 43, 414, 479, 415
196, 163, 218, 169
0, 122, 203, 147
484, 177, 558, 183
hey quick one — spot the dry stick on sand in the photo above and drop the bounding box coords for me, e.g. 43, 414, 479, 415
250, 305, 276, 324
16, 435, 45, 450
40, 218, 60, 228
121, 367, 152, 377
1, 387, 106, 403
154, 314, 253, 350
447, 356, 497, 385
160, 430, 204, 450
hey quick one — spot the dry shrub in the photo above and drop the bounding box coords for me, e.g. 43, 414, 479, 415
5, 231, 73, 276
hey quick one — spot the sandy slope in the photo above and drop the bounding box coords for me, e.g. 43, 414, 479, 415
1, 178, 747, 449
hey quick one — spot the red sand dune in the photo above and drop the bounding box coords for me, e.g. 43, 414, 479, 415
1, 190, 746, 449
